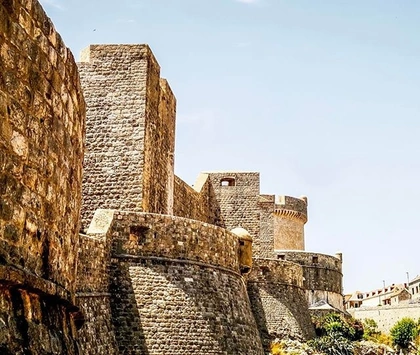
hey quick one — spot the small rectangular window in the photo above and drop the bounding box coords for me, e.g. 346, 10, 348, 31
312, 256, 318, 264
220, 178, 235, 186
277, 254, 285, 260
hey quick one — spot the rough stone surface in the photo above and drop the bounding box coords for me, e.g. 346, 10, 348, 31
0, 0, 85, 295
0, 0, 84, 353
0, 284, 79, 355
274, 251, 344, 310
247, 258, 315, 348
79, 45, 176, 231
0, 1, 346, 352
274, 196, 308, 251
78, 211, 264, 354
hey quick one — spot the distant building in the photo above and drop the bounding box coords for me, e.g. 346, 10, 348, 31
409, 275, 420, 299
345, 284, 409, 309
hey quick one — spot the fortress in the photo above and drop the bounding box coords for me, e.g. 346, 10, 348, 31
0, 0, 344, 354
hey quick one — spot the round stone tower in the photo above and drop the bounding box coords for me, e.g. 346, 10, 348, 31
273, 196, 308, 251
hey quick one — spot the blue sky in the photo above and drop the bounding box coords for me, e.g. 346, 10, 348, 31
39, 0, 420, 293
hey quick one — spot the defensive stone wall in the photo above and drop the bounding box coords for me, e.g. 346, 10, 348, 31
274, 196, 307, 251
79, 210, 264, 354
247, 258, 315, 349
349, 303, 420, 333
275, 251, 344, 310
0, 0, 84, 352
76, 228, 118, 355
78, 44, 176, 230
205, 172, 261, 239
172, 174, 218, 223
256, 194, 275, 258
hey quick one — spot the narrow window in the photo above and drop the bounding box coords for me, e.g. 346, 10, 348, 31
312, 256, 319, 264
220, 178, 235, 186
277, 254, 285, 260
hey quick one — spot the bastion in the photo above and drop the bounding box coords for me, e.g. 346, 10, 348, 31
0, 1, 346, 353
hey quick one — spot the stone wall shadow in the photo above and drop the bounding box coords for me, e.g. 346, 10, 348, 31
109, 258, 263, 354
247, 280, 315, 351
109, 262, 150, 355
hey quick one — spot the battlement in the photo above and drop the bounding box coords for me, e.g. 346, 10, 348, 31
274, 195, 308, 223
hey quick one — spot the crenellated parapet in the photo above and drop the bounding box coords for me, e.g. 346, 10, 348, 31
274, 195, 308, 223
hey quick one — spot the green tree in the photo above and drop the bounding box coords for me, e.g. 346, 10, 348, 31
390, 318, 417, 349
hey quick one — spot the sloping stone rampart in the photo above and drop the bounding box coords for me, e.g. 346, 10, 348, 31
78, 210, 264, 354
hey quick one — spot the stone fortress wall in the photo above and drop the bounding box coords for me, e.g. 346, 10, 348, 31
0, 0, 85, 353
247, 258, 314, 347
80, 210, 263, 354
0, 1, 345, 353
275, 251, 344, 311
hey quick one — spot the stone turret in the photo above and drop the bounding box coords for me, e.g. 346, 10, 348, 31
273, 196, 308, 251
231, 227, 253, 274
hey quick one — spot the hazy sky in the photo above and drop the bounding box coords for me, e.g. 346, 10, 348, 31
38, 0, 420, 293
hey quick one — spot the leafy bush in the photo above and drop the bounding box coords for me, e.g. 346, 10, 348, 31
362, 318, 380, 340
390, 317, 417, 349
308, 332, 354, 355
312, 313, 364, 341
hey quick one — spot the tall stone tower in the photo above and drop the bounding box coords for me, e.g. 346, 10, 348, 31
273, 196, 308, 251
78, 45, 176, 230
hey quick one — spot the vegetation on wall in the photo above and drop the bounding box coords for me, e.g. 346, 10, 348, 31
270, 314, 420, 355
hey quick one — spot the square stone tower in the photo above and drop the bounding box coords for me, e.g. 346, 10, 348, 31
78, 45, 176, 230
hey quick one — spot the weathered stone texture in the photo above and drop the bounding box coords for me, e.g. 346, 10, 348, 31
274, 196, 307, 251
275, 251, 344, 310
76, 296, 118, 355
77, 210, 263, 354
111, 260, 263, 355
257, 194, 275, 258
97, 210, 241, 271
0, 0, 85, 295
206, 172, 261, 239
0, 0, 84, 352
79, 45, 177, 230
0, 284, 79, 354
142, 78, 176, 215
247, 258, 315, 349
172, 174, 219, 224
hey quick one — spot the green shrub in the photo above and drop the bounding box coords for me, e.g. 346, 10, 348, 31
390, 317, 417, 349
312, 313, 364, 341
308, 332, 354, 355
363, 318, 380, 340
